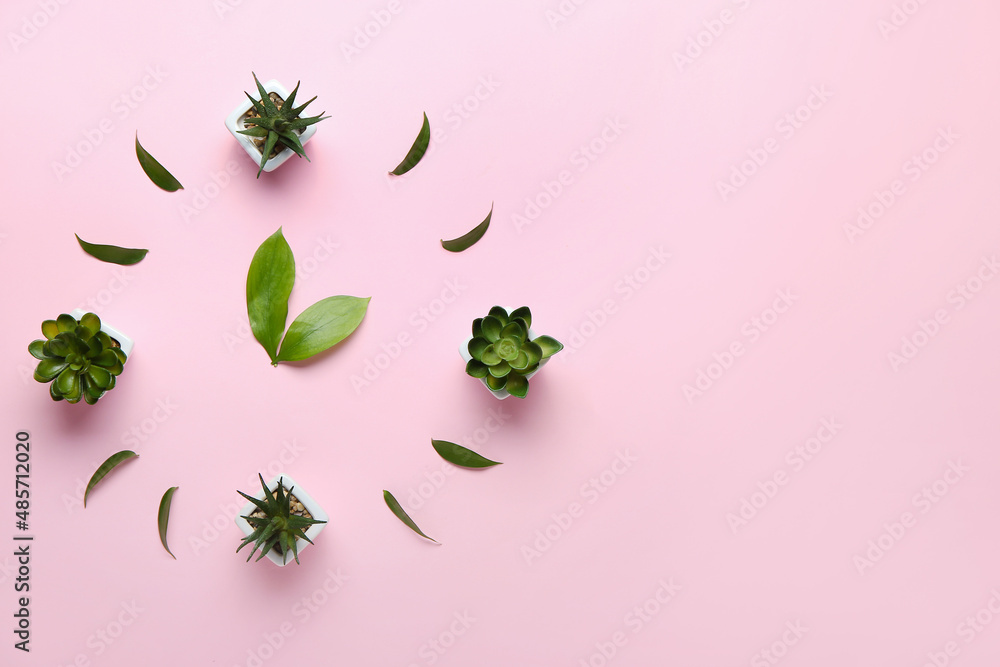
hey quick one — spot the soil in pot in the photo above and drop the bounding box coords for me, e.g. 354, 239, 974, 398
246, 489, 314, 557
241, 92, 305, 160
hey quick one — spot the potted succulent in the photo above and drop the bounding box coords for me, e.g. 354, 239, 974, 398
224, 73, 329, 177
460, 306, 563, 399
27, 310, 132, 405
235, 474, 328, 566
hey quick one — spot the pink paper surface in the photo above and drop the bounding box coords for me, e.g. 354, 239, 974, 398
4, 1, 1000, 665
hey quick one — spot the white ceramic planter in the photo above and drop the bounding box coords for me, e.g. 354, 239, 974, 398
459, 328, 549, 400
69, 309, 134, 357
224, 79, 319, 173
234, 474, 328, 566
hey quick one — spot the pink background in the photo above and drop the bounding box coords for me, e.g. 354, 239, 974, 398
4, 1, 1000, 665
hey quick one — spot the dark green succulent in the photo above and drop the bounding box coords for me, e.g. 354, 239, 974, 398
238, 73, 329, 177
465, 306, 563, 398
237, 475, 326, 564
28, 312, 127, 405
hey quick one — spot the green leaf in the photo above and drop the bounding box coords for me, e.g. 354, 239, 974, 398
533, 335, 564, 359
135, 134, 183, 192
465, 359, 489, 378
84, 451, 138, 508
485, 374, 507, 391
275, 296, 370, 363
247, 228, 296, 364
33, 359, 67, 381
467, 337, 489, 360
76, 234, 148, 266
441, 203, 492, 252
27, 340, 47, 360
481, 316, 503, 343
158, 486, 178, 560
383, 490, 438, 543
431, 440, 502, 468
506, 373, 529, 398
79, 312, 101, 336
41, 320, 59, 340
56, 314, 77, 333
389, 112, 430, 176
509, 307, 531, 329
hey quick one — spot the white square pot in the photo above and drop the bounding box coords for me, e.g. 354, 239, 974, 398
224, 79, 319, 173
235, 474, 328, 566
459, 328, 549, 400
69, 309, 133, 357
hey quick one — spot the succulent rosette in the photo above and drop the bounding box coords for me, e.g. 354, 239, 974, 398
465, 306, 563, 398
28, 312, 127, 405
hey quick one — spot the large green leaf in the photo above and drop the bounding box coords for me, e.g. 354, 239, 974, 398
389, 112, 430, 176
135, 134, 184, 192
247, 228, 296, 364
441, 203, 492, 252
84, 451, 138, 508
383, 490, 438, 543
431, 440, 502, 468
275, 296, 370, 363
76, 234, 148, 266
158, 486, 178, 560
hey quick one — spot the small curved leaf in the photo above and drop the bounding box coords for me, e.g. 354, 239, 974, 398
431, 440, 502, 468
441, 203, 492, 252
247, 228, 296, 364
384, 490, 438, 543
135, 134, 183, 192
158, 486, 178, 560
533, 335, 564, 359
76, 234, 148, 266
85, 451, 138, 508
389, 112, 430, 175
275, 296, 370, 363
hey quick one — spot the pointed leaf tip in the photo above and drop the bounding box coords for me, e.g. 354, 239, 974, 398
389, 112, 430, 175
383, 490, 438, 543
431, 440, 502, 468
441, 203, 492, 252
76, 234, 148, 266
135, 134, 184, 192
84, 451, 138, 508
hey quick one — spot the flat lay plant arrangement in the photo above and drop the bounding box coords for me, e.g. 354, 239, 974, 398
28, 71, 563, 564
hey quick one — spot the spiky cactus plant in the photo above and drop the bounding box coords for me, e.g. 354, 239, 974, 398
237, 475, 326, 564
465, 306, 563, 398
28, 312, 127, 405
238, 72, 329, 177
